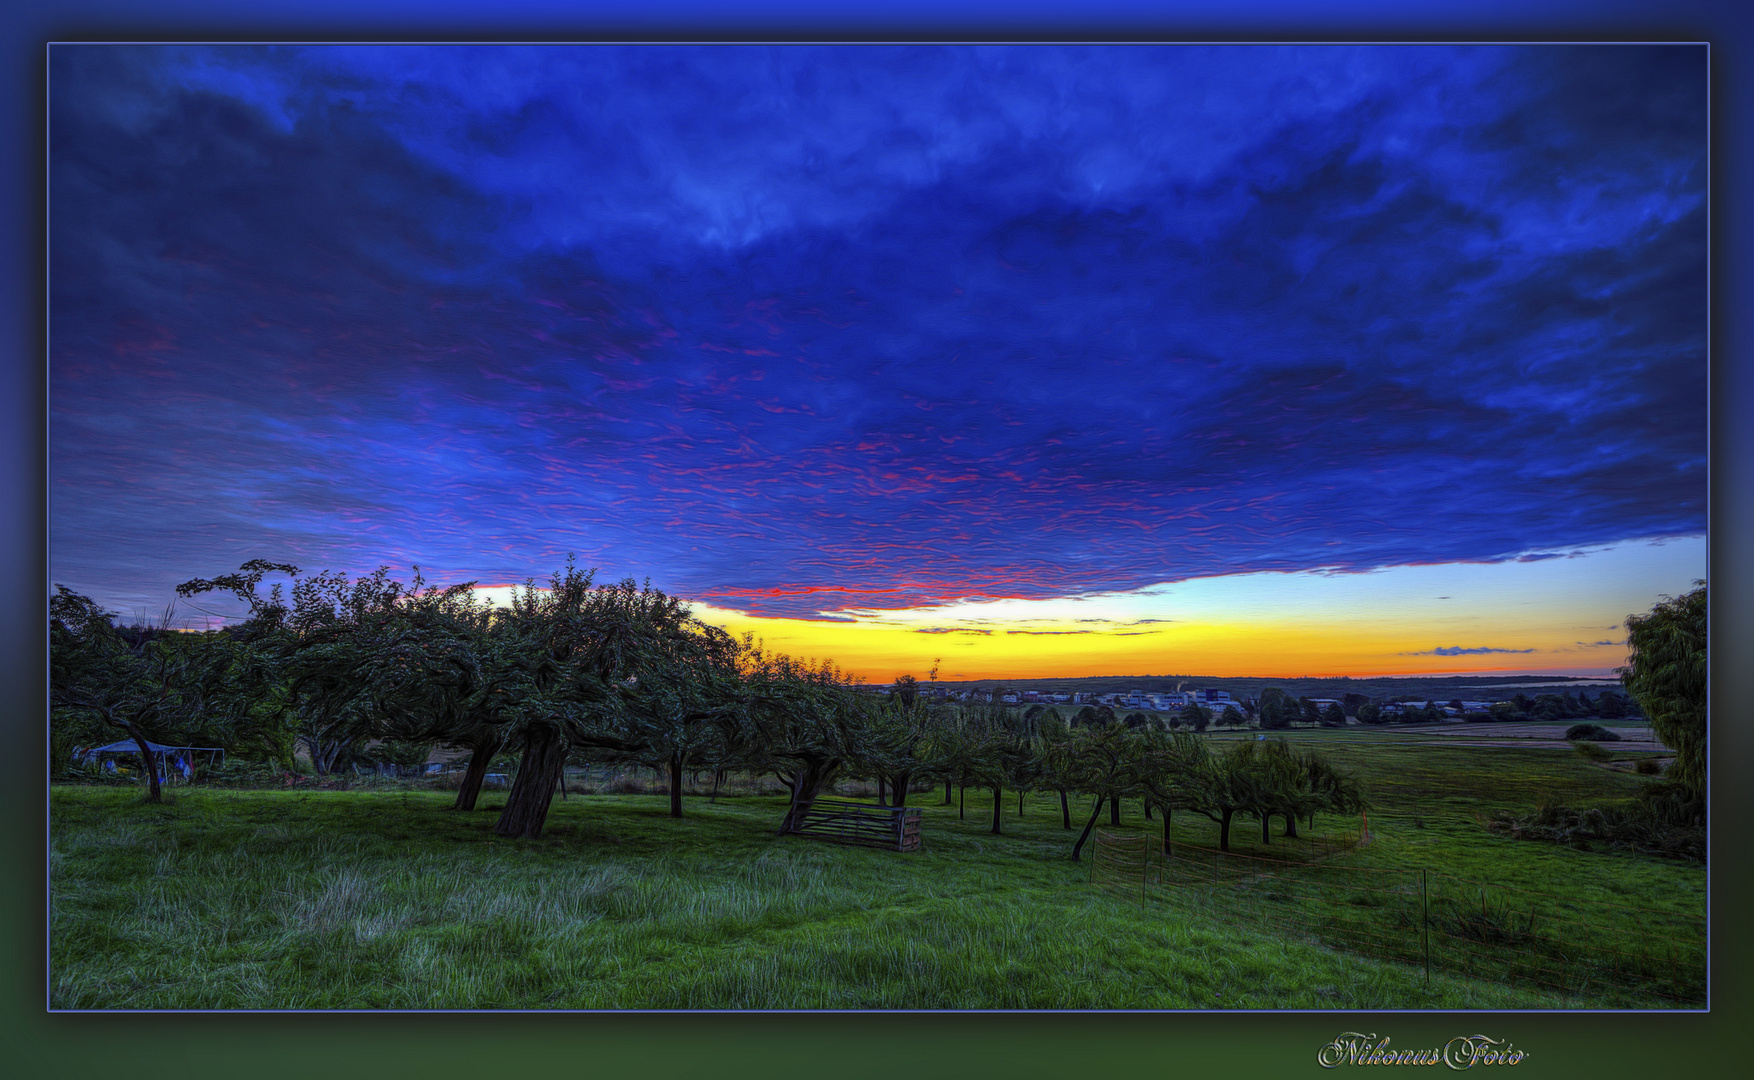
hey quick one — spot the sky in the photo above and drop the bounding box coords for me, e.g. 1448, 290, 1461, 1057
48, 44, 1708, 681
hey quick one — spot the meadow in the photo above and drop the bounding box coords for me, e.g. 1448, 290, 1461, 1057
48, 729, 1703, 1010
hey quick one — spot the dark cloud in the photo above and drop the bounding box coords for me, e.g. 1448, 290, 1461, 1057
50, 45, 1707, 618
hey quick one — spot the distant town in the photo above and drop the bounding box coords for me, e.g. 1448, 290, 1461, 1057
860, 673, 1635, 722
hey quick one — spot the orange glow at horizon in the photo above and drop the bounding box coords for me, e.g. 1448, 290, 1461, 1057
677, 538, 1704, 683
684, 607, 1632, 683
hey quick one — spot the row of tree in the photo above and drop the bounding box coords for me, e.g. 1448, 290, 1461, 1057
50, 560, 1370, 853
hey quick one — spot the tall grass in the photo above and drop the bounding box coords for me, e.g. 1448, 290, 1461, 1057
49, 736, 1703, 1010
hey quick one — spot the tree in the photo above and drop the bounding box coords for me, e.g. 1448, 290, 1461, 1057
1356, 700, 1382, 725
1133, 729, 1212, 854
741, 649, 872, 835
1620, 582, 1706, 796
1037, 714, 1081, 829
860, 667, 947, 808
1257, 688, 1292, 730
1064, 723, 1142, 861
178, 561, 399, 778
1158, 737, 1260, 853
1320, 701, 1346, 728
489, 570, 710, 839
610, 588, 746, 819
1179, 703, 1210, 733
51, 588, 226, 803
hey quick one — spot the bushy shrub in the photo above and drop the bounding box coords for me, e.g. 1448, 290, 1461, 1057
1570, 740, 1613, 763
1635, 757, 1663, 776
1565, 723, 1620, 742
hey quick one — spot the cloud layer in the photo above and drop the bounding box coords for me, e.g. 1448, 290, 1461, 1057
50, 45, 1707, 618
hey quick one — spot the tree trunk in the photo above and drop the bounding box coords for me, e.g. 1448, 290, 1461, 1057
959, 784, 965, 820
1220, 808, 1234, 853
1017, 789, 1024, 817
1261, 813, 1271, 844
892, 771, 910, 808
709, 768, 724, 803
778, 771, 804, 835
124, 722, 161, 803
1071, 794, 1106, 861
1143, 799, 1152, 820
778, 760, 840, 834
1060, 789, 1071, 830
1283, 812, 1298, 838
876, 775, 886, 805
494, 726, 567, 839
943, 779, 953, 805
1109, 795, 1120, 826
991, 784, 1003, 835
1162, 807, 1172, 856
303, 734, 327, 776
669, 754, 684, 818
454, 741, 497, 811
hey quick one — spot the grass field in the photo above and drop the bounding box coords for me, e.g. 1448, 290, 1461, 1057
48, 733, 1704, 1010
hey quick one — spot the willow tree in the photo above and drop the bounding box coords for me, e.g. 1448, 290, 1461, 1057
1621, 582, 1707, 799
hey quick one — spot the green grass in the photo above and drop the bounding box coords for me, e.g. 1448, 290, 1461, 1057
49, 736, 1704, 1011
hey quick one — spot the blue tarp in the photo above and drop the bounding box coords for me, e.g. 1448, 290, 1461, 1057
78, 740, 225, 766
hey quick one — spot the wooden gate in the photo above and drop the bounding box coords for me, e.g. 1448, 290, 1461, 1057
782, 796, 923, 852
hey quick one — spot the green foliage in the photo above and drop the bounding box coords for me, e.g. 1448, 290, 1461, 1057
1620, 583, 1706, 797
50, 787, 1593, 1010
1565, 723, 1620, 742
1257, 687, 1292, 729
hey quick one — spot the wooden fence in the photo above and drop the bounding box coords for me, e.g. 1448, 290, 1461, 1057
782, 796, 923, 852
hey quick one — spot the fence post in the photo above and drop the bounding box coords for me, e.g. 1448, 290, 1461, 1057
1421, 869, 1430, 988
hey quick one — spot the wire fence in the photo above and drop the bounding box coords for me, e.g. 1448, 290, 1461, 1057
1091, 830, 1705, 1007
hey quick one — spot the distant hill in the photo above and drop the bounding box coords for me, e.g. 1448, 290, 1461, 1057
868, 673, 1622, 704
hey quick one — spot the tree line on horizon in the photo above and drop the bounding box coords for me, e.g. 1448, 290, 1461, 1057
51, 559, 1376, 852
48, 562, 1705, 840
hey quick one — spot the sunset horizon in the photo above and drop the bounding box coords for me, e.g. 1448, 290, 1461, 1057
52, 45, 1706, 691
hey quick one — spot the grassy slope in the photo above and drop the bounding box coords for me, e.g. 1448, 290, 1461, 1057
50, 732, 1704, 1011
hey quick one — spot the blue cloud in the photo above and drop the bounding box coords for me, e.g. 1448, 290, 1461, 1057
1402, 646, 1538, 656
49, 45, 1707, 618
